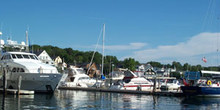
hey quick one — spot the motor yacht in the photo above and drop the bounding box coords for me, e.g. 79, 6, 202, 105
109, 70, 153, 91
60, 66, 103, 88
0, 39, 63, 93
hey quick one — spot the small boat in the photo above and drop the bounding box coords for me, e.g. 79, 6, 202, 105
181, 70, 220, 97
109, 70, 153, 91
60, 66, 103, 88
160, 78, 181, 91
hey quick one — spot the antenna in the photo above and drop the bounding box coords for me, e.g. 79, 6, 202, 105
26, 26, 29, 52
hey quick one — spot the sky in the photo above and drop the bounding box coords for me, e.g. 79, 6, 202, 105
0, 0, 220, 66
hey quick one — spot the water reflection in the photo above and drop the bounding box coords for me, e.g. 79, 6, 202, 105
181, 97, 220, 110
0, 90, 220, 109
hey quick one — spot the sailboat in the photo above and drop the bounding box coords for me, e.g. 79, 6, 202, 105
60, 24, 106, 88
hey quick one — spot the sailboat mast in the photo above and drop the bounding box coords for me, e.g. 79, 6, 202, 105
101, 24, 105, 76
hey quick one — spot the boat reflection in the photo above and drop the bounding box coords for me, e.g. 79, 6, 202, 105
181, 97, 220, 109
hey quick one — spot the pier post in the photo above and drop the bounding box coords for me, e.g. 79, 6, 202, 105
17, 76, 22, 95
153, 76, 156, 93
3, 68, 7, 95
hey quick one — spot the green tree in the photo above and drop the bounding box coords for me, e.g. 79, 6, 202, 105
123, 58, 139, 71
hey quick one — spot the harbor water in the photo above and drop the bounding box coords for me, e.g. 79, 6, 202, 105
1, 90, 220, 110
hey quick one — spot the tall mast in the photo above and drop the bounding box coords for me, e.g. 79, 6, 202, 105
26, 30, 29, 52
101, 24, 105, 76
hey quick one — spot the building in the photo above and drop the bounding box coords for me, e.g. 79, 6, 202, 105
54, 56, 67, 70
35, 50, 54, 66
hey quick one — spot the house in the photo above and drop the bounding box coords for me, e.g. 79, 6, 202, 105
54, 56, 67, 70
35, 50, 54, 66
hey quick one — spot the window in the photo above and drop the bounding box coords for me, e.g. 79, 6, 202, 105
23, 55, 30, 59
16, 54, 23, 59
11, 54, 17, 59
20, 68, 25, 72
12, 68, 16, 72
29, 55, 35, 59
34, 55, 39, 60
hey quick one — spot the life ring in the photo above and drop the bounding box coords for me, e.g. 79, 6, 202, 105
207, 80, 212, 85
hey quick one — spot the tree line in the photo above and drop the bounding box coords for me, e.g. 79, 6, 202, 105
31, 45, 220, 75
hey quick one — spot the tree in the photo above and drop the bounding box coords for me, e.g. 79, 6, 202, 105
123, 58, 139, 71
148, 61, 162, 68
172, 61, 183, 71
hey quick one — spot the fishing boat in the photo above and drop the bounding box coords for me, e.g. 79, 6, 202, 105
181, 70, 220, 97
109, 70, 154, 91
0, 32, 63, 93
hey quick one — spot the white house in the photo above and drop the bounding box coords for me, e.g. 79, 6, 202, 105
35, 50, 54, 66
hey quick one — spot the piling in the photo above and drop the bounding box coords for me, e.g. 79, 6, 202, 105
17, 76, 22, 95
3, 69, 7, 95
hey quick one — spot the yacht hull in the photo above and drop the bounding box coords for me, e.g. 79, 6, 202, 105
0, 73, 63, 93
181, 86, 220, 97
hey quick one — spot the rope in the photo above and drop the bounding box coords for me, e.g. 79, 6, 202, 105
86, 27, 103, 75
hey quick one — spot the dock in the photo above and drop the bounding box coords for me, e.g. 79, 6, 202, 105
0, 88, 34, 95
59, 87, 185, 97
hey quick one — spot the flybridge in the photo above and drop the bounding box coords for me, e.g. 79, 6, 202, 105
0, 31, 29, 52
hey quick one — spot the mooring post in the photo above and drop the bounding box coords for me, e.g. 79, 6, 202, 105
153, 76, 156, 93
17, 76, 22, 95
3, 68, 7, 95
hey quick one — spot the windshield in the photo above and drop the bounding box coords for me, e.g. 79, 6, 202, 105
76, 69, 85, 74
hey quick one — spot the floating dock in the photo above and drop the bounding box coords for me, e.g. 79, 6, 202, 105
0, 88, 34, 95
59, 86, 185, 97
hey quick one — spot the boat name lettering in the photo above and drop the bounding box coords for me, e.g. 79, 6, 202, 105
40, 75, 49, 77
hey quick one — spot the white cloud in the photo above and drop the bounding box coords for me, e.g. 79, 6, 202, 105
98, 42, 147, 51
126, 32, 220, 65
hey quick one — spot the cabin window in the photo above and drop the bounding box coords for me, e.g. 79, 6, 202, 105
12, 68, 16, 72
11, 54, 17, 59
34, 55, 39, 60
29, 55, 35, 59
70, 77, 75, 82
12, 68, 25, 73
20, 68, 25, 72
16, 54, 23, 59
23, 55, 30, 59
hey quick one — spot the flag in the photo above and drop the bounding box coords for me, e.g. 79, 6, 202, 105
202, 57, 207, 63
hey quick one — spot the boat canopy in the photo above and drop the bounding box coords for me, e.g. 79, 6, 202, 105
201, 70, 220, 75
184, 72, 201, 80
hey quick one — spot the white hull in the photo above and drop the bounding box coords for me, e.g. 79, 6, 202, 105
0, 73, 63, 93
110, 84, 153, 91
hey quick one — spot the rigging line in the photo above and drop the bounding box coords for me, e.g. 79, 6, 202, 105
201, 0, 214, 32
86, 27, 103, 75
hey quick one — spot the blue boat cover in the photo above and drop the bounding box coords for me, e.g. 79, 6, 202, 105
184, 72, 201, 80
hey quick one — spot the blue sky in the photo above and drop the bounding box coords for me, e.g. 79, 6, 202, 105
0, 0, 220, 66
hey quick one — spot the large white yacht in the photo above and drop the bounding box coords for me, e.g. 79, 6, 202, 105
0, 39, 63, 93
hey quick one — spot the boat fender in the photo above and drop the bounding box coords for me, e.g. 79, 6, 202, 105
207, 80, 212, 85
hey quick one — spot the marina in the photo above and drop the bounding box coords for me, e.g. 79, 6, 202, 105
1, 0, 220, 109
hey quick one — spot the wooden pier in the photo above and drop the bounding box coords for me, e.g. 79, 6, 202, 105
0, 88, 34, 95
59, 86, 185, 97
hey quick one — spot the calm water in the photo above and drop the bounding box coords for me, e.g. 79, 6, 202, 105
0, 90, 220, 110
